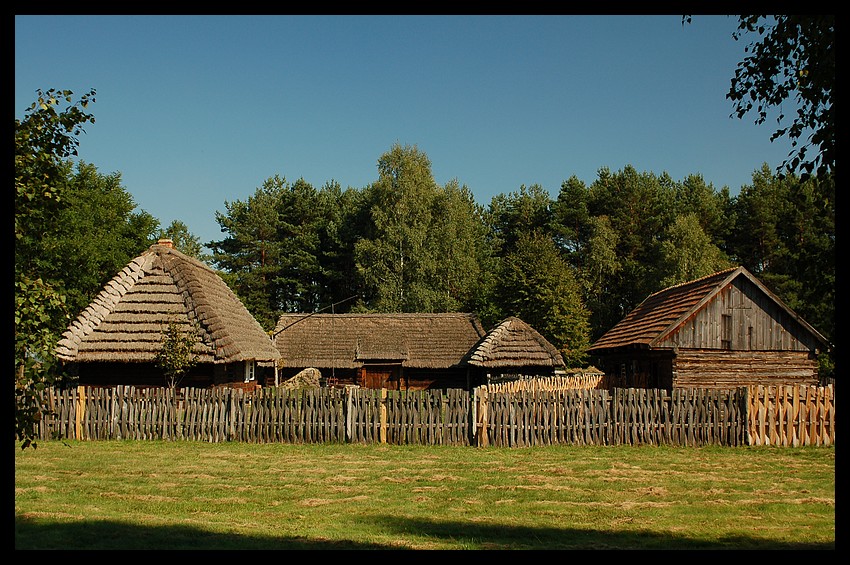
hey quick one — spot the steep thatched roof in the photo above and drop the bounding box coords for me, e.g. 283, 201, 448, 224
272, 313, 487, 369
587, 266, 831, 353
55, 240, 280, 364
466, 317, 565, 369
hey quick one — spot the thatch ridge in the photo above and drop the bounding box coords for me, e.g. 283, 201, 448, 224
55, 242, 279, 364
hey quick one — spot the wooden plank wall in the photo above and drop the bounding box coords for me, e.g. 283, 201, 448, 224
674, 350, 818, 388
26, 383, 834, 448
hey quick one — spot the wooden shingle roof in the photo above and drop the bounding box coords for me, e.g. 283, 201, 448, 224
467, 317, 565, 369
587, 266, 830, 353
272, 313, 487, 369
55, 241, 280, 364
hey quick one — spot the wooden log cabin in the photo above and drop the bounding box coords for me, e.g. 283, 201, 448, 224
587, 266, 831, 390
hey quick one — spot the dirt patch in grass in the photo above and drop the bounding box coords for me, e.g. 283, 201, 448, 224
633, 486, 668, 496
16, 486, 51, 494
299, 495, 370, 506
99, 492, 178, 502
20, 510, 85, 520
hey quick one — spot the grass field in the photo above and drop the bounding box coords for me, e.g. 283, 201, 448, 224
15, 440, 835, 550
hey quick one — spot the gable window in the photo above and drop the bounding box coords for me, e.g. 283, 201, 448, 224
721, 313, 732, 350
244, 360, 255, 383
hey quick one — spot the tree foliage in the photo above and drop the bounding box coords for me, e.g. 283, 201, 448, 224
15, 89, 96, 274
657, 213, 733, 287
429, 180, 498, 320
209, 176, 288, 330
493, 230, 591, 368
161, 219, 210, 262
686, 15, 835, 180
36, 161, 160, 318
351, 144, 493, 314
15, 89, 170, 448
355, 144, 440, 312
488, 184, 554, 254
729, 15, 834, 180
208, 175, 358, 330
14, 276, 70, 449
15, 89, 95, 449
581, 166, 675, 335
728, 166, 834, 348
155, 320, 201, 389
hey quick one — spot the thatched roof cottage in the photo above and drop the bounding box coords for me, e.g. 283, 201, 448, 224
55, 239, 280, 389
467, 316, 565, 381
272, 312, 486, 389
272, 313, 565, 390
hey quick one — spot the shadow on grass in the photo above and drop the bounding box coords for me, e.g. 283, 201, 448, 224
366, 516, 835, 550
15, 515, 834, 550
14, 516, 391, 550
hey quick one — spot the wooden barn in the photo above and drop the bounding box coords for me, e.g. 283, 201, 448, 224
55, 239, 280, 390
272, 313, 487, 390
587, 266, 831, 390
466, 316, 565, 383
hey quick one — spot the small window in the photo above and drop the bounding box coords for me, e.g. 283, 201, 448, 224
721, 313, 732, 350
244, 361, 255, 383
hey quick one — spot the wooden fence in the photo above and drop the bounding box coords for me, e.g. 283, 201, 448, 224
26, 383, 834, 448
475, 387, 751, 447
746, 384, 835, 447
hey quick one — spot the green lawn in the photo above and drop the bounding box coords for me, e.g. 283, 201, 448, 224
15, 440, 835, 550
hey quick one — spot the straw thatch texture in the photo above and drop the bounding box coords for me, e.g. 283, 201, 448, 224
466, 317, 565, 369
55, 242, 280, 364
273, 313, 487, 369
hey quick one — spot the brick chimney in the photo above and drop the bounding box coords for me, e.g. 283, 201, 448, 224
157, 238, 174, 249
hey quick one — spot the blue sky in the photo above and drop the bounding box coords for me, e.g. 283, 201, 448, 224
15, 15, 797, 250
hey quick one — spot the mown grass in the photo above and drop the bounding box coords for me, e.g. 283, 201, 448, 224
15, 440, 835, 550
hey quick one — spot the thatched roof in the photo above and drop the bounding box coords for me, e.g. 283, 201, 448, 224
466, 317, 565, 369
272, 313, 487, 369
587, 266, 831, 353
55, 240, 280, 364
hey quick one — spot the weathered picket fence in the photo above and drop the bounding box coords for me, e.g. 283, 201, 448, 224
474, 387, 749, 447
26, 383, 834, 447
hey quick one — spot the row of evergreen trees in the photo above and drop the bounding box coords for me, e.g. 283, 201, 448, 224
206, 144, 834, 373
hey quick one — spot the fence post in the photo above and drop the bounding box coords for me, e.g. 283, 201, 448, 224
475, 387, 489, 447
740, 386, 751, 446
345, 387, 354, 442
228, 388, 236, 442
380, 388, 388, 444
112, 385, 121, 440
75, 386, 86, 441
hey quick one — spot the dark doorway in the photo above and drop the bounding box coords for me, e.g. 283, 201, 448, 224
362, 365, 402, 389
